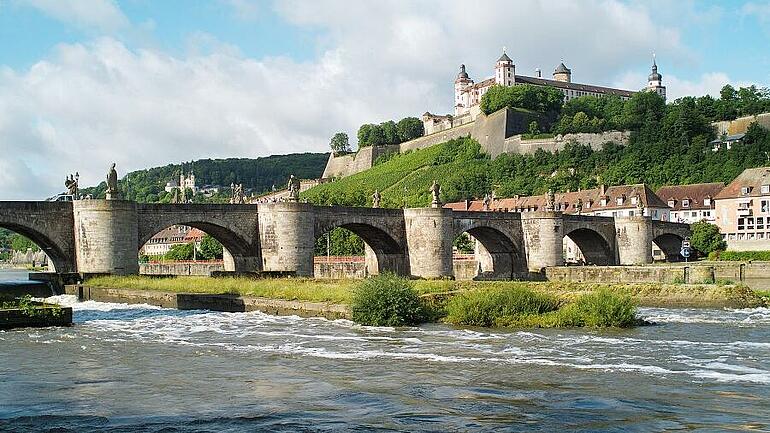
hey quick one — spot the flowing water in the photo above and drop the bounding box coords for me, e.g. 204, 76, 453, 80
1, 280, 769, 431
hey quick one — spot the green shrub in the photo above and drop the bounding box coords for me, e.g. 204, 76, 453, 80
350, 273, 424, 326
709, 250, 770, 261
445, 286, 559, 327
557, 289, 637, 328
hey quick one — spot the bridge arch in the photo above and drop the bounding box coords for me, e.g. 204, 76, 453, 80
653, 233, 685, 262
564, 227, 617, 265
452, 219, 526, 280
314, 214, 408, 276
0, 202, 76, 273
137, 204, 260, 272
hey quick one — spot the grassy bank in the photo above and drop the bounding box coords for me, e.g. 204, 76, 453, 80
85, 276, 764, 309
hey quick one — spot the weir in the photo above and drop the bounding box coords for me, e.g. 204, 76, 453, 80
0, 200, 690, 280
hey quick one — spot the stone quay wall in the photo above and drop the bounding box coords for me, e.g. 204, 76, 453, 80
713, 113, 770, 136
140, 262, 225, 276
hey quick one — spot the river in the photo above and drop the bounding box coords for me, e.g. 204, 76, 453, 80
0, 271, 769, 431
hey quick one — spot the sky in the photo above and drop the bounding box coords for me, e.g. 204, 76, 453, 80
0, 0, 769, 199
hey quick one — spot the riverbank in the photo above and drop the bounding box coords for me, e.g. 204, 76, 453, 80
80, 276, 765, 312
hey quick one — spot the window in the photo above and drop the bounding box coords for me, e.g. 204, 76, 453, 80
704, 198, 711, 206
748, 217, 755, 230
704, 211, 711, 217
760, 233, 766, 240
668, 199, 675, 207
738, 217, 745, 230
762, 200, 769, 213
612, 211, 618, 217
682, 199, 690, 208
749, 233, 756, 240
762, 185, 770, 194
601, 198, 607, 206
741, 186, 751, 195
759, 217, 765, 230
616, 197, 624, 205
692, 211, 697, 217
631, 196, 638, 205
629, 210, 635, 216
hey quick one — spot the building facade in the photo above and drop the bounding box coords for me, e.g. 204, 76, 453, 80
165, 170, 197, 194
714, 167, 770, 250
451, 51, 665, 117
656, 182, 724, 224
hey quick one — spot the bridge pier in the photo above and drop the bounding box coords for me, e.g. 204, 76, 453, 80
258, 202, 315, 276
521, 211, 564, 272
73, 200, 139, 275
615, 216, 653, 265
403, 208, 453, 279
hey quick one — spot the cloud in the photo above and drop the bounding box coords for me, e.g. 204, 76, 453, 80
742, 1, 770, 23
614, 71, 754, 100
0, 0, 759, 199
18, 0, 130, 33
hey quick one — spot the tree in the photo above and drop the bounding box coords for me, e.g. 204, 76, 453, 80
198, 234, 223, 260
357, 124, 374, 147
480, 84, 563, 116
329, 132, 350, 154
164, 243, 194, 261
10, 234, 38, 252
396, 117, 424, 142
380, 120, 399, 144
690, 221, 726, 256
453, 233, 475, 254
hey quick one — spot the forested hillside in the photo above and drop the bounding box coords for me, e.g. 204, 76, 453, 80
80, 153, 328, 203
303, 87, 770, 208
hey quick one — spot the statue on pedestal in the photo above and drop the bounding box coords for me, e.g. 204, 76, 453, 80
430, 180, 441, 208
287, 175, 301, 202
106, 163, 121, 200
545, 189, 555, 211
636, 194, 645, 214
230, 183, 245, 204
372, 189, 381, 208
575, 197, 583, 215
482, 193, 491, 211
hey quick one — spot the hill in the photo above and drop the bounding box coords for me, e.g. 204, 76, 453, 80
80, 153, 328, 203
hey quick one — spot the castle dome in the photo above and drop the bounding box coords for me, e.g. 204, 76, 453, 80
648, 61, 662, 82
497, 52, 512, 63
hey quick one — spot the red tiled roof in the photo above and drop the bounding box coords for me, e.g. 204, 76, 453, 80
714, 166, 770, 200
656, 182, 724, 210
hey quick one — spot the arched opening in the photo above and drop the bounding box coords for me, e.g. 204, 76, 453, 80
139, 222, 254, 275
0, 225, 70, 273
563, 228, 615, 265
653, 233, 684, 262
314, 223, 406, 278
453, 226, 525, 280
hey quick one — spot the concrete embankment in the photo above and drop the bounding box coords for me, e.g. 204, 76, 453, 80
65, 285, 350, 320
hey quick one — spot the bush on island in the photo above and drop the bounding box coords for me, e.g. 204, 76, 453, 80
350, 273, 424, 326
556, 289, 637, 328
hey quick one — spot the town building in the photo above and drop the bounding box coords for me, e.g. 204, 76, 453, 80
140, 225, 205, 257
714, 166, 770, 250
450, 50, 665, 117
656, 182, 724, 224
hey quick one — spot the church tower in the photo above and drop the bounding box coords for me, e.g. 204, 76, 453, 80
495, 49, 515, 86
454, 64, 473, 116
647, 55, 666, 100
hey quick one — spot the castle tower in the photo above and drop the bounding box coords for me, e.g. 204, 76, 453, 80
495, 49, 515, 86
647, 55, 666, 100
553, 61, 571, 83
454, 64, 473, 116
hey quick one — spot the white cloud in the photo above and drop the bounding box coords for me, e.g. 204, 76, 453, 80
742, 1, 770, 23
18, 0, 129, 33
0, 0, 760, 199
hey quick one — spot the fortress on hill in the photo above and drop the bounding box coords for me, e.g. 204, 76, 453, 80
322, 51, 665, 180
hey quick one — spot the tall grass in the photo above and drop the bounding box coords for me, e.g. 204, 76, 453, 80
445, 287, 638, 328
445, 286, 559, 327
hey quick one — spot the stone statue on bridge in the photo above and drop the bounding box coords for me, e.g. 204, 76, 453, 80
482, 193, 491, 211
230, 183, 245, 204
545, 189, 555, 211
64, 172, 79, 197
106, 163, 121, 200
287, 175, 301, 202
575, 197, 583, 215
372, 189, 381, 208
430, 180, 441, 208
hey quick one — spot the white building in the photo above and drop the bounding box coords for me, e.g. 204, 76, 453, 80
452, 50, 665, 117
165, 170, 197, 194
656, 183, 724, 224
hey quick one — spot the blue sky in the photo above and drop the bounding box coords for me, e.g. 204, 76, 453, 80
0, 0, 768, 199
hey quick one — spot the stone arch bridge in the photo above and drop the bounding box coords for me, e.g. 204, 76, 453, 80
0, 200, 690, 278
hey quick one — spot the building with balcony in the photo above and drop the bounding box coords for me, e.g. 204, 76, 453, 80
714, 167, 770, 250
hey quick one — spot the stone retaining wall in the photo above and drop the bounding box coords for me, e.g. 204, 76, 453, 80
140, 262, 225, 276
66, 285, 350, 320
